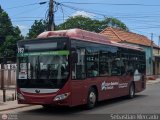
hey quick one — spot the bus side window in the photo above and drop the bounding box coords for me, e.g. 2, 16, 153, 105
92, 62, 99, 76
99, 52, 110, 76
86, 54, 99, 77
111, 58, 120, 76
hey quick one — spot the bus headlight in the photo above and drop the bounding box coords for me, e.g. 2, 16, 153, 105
53, 93, 70, 101
17, 93, 25, 100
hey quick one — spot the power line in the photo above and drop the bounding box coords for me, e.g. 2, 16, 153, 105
36, 3, 49, 20
58, 2, 160, 30
130, 28, 159, 37
6, 1, 48, 10
12, 20, 36, 22
58, 2, 160, 20
5, 1, 160, 40
132, 26, 160, 29
60, 2, 160, 7
11, 7, 41, 17
6, 1, 160, 23
12, 17, 44, 19
55, 3, 160, 27
9, 2, 160, 27
10, 2, 160, 32
59, 1, 160, 23
59, 3, 105, 17
59, 4, 65, 24
56, 3, 160, 40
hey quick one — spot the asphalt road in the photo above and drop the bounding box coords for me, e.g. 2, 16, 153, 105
0, 83, 160, 120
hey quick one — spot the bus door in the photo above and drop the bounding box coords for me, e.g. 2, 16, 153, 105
70, 48, 86, 106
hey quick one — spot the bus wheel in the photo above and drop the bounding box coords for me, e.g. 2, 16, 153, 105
128, 83, 135, 99
86, 88, 97, 109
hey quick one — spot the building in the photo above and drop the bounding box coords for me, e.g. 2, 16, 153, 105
153, 46, 160, 75
100, 27, 160, 75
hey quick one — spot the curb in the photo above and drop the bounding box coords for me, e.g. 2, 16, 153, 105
0, 105, 33, 112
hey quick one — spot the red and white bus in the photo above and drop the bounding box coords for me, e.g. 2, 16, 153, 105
17, 29, 146, 109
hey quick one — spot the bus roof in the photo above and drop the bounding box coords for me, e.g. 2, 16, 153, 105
37, 28, 143, 51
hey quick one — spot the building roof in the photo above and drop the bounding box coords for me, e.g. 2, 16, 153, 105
100, 27, 159, 48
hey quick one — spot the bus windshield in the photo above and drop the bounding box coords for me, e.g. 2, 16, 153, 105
17, 38, 70, 89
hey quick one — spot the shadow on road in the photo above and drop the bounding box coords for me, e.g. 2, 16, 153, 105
95, 94, 148, 109
20, 94, 148, 115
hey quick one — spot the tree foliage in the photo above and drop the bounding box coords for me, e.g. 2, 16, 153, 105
102, 17, 129, 31
57, 15, 129, 32
57, 16, 102, 32
27, 20, 48, 39
0, 6, 23, 61
27, 16, 128, 38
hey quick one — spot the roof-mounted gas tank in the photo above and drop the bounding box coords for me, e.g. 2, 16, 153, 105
37, 28, 111, 44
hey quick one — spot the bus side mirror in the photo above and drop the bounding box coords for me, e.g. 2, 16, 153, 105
71, 52, 78, 63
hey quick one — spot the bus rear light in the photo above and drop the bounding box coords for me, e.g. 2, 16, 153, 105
53, 93, 70, 101
17, 93, 25, 100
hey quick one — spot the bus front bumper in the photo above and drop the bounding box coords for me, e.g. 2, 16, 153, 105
17, 92, 71, 106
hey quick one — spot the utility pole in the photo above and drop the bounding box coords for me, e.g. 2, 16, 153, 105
158, 36, 160, 54
48, 0, 55, 31
150, 33, 153, 75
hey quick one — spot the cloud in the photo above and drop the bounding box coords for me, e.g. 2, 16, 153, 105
71, 11, 95, 18
16, 24, 29, 36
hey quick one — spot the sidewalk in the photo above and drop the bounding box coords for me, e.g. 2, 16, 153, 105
0, 78, 160, 112
146, 78, 160, 85
0, 101, 31, 112
0, 89, 16, 102
0, 89, 31, 112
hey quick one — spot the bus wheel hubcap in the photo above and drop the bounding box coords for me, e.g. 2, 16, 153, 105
130, 86, 134, 96
89, 92, 96, 104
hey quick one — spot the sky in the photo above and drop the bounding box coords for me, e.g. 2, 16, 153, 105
1, 0, 160, 45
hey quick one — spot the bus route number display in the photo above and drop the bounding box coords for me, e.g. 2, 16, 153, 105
18, 48, 24, 53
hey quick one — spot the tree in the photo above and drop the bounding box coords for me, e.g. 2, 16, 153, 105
57, 16, 102, 32
101, 17, 129, 31
0, 6, 23, 62
26, 15, 128, 39
57, 15, 129, 32
27, 20, 48, 39
0, 6, 13, 37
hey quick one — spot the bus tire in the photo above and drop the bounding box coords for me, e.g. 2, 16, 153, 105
86, 87, 97, 109
128, 83, 135, 99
